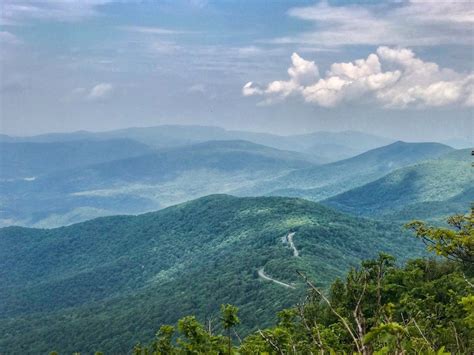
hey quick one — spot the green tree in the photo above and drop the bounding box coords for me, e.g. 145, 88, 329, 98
177, 315, 226, 354
220, 304, 240, 354
151, 325, 175, 354
406, 207, 473, 265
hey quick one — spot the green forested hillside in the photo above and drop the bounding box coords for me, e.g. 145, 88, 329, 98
0, 195, 425, 354
243, 141, 453, 201
130, 209, 473, 354
324, 152, 473, 221
0, 140, 314, 227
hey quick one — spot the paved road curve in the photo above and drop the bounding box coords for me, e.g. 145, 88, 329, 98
257, 232, 300, 289
258, 267, 295, 289
287, 232, 299, 257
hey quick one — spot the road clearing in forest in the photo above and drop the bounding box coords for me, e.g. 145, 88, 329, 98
257, 267, 295, 289
286, 232, 299, 257
257, 232, 299, 289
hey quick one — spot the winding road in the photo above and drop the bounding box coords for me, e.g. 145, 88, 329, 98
287, 232, 298, 257
258, 267, 295, 289
257, 232, 300, 289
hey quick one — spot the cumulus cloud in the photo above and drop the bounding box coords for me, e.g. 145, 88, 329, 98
242, 53, 318, 104
243, 47, 473, 109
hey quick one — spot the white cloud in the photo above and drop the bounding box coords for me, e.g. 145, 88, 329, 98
87, 83, 114, 100
236, 46, 264, 57
149, 40, 181, 54
242, 82, 263, 97
243, 52, 318, 104
1, 0, 111, 25
288, 52, 319, 85
119, 26, 192, 35
67, 84, 114, 102
243, 47, 473, 109
72, 83, 115, 101
273, 1, 474, 47
188, 84, 206, 93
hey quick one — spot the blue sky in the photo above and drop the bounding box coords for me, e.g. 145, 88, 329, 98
0, 0, 472, 142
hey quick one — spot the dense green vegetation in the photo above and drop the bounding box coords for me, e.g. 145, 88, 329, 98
130, 209, 474, 354
0, 195, 425, 354
324, 150, 473, 221
247, 141, 453, 201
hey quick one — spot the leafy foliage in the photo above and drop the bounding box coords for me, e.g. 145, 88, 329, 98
406, 208, 474, 265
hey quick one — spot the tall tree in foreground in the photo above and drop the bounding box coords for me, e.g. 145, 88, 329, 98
221, 304, 240, 354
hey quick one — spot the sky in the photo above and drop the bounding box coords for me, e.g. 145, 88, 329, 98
0, 0, 473, 142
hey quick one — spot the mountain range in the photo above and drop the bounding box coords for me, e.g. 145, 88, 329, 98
0, 140, 315, 227
0, 139, 153, 180
1, 130, 468, 227
0, 125, 394, 162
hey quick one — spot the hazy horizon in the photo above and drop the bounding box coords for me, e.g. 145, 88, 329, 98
1, 0, 473, 142
1, 122, 472, 146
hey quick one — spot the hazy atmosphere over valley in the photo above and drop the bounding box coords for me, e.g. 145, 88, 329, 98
0, 1, 473, 354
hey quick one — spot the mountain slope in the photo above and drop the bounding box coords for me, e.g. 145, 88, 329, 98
1, 125, 394, 162
246, 141, 454, 201
0, 140, 315, 227
324, 150, 473, 220
227, 129, 393, 161
0, 139, 153, 180
0, 195, 425, 354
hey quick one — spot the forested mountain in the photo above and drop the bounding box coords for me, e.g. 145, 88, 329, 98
0, 195, 425, 354
0, 139, 153, 180
243, 141, 453, 201
0, 125, 393, 162
324, 149, 473, 221
0, 139, 458, 228
0, 140, 315, 227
